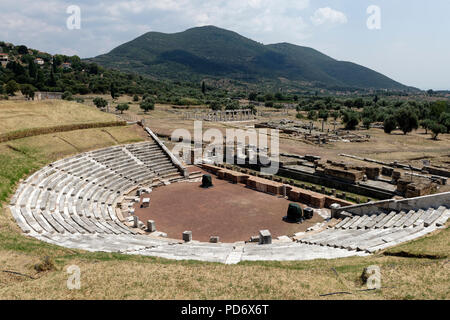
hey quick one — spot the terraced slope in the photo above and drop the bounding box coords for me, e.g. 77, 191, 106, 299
8, 132, 449, 265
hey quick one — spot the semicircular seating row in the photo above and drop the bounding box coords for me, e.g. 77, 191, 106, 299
298, 205, 449, 253
8, 138, 450, 264
7, 139, 370, 263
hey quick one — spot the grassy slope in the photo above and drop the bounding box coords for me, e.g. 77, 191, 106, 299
0, 100, 118, 135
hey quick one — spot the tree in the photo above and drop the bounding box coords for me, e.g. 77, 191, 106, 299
133, 94, 139, 102
353, 98, 365, 109
88, 63, 99, 75
265, 101, 274, 108
420, 119, 434, 134
430, 101, 448, 120
430, 122, 446, 140
274, 92, 283, 101
439, 112, 450, 133
93, 97, 108, 109
47, 69, 57, 87
264, 93, 274, 101
110, 82, 117, 100
395, 107, 419, 135
140, 98, 155, 113
307, 110, 317, 120
318, 109, 329, 121
296, 113, 304, 119
331, 111, 340, 121
383, 116, 397, 134
341, 109, 360, 130
5, 80, 19, 95
201, 81, 206, 95
18, 45, 28, 54
344, 112, 359, 130
28, 61, 37, 79
210, 100, 222, 111
248, 92, 258, 101
116, 103, 129, 114
20, 84, 36, 100
362, 117, 373, 130
373, 95, 379, 104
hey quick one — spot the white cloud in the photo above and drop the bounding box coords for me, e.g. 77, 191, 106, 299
0, 0, 312, 57
311, 7, 347, 26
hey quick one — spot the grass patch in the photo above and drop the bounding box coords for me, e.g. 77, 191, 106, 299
384, 225, 449, 259
0, 121, 126, 143
0, 100, 118, 135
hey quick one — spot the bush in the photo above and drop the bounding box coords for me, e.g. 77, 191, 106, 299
395, 107, 419, 135
20, 84, 37, 100
265, 101, 274, 108
210, 101, 222, 111
439, 112, 450, 132
318, 109, 329, 121
384, 116, 397, 134
344, 113, 359, 130
93, 97, 108, 109
341, 110, 359, 130
62, 91, 73, 101
420, 119, 434, 134
0, 121, 126, 143
116, 103, 129, 114
362, 117, 372, 130
430, 122, 447, 140
307, 110, 317, 120
5, 80, 19, 95
34, 256, 55, 273
140, 98, 155, 113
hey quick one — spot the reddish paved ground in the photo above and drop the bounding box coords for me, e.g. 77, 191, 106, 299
134, 170, 324, 242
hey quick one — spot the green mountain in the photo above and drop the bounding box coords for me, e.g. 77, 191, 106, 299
89, 26, 410, 91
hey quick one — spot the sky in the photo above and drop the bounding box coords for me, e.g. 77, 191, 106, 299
0, 0, 448, 90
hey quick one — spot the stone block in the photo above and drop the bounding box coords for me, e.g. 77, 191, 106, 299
209, 236, 220, 243
183, 231, 192, 242
304, 207, 314, 219
133, 216, 139, 228
259, 230, 272, 245
142, 198, 150, 208
147, 220, 156, 232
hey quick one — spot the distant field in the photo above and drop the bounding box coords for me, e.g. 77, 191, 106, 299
0, 100, 118, 135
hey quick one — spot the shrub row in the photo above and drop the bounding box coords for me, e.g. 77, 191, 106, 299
0, 121, 127, 143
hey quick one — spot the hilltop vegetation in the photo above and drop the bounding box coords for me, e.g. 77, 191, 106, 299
90, 26, 412, 91
290, 96, 450, 136
0, 41, 231, 105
